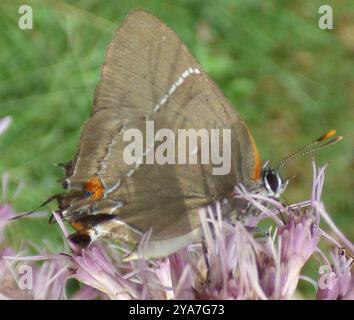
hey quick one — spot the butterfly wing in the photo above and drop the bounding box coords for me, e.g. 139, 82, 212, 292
61, 10, 261, 247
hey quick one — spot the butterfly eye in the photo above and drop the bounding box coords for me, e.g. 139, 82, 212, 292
262, 169, 283, 197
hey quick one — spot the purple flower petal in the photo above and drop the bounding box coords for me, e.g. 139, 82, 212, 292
0, 116, 12, 136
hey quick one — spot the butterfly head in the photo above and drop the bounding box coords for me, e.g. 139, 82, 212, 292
261, 167, 288, 198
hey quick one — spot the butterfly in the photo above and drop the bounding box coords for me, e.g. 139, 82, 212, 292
46, 10, 341, 259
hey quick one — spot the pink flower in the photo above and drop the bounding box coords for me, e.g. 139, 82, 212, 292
0, 116, 12, 136
0, 251, 68, 300
0, 205, 15, 241
0, 248, 31, 299
68, 245, 138, 300
0, 158, 352, 300
259, 214, 320, 299
317, 248, 354, 300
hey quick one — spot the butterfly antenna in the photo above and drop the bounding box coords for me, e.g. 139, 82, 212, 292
276, 130, 343, 169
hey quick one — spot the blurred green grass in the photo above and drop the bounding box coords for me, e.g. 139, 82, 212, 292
0, 0, 353, 297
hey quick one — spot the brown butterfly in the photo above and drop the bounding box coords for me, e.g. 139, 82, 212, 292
40, 10, 341, 259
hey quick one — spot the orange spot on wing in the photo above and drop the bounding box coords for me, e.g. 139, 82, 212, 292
85, 176, 105, 201
72, 222, 86, 232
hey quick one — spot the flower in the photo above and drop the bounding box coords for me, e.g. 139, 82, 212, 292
68, 245, 136, 300
261, 214, 320, 299
0, 248, 31, 299
0, 159, 352, 300
0, 251, 69, 300
0, 116, 12, 136
0, 205, 15, 242
317, 248, 354, 300
175, 203, 320, 299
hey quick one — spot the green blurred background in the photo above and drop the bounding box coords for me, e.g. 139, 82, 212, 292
0, 0, 353, 297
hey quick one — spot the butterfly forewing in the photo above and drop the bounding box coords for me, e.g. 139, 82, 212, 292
63, 10, 261, 244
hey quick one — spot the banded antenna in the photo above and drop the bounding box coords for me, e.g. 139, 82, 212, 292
276, 129, 343, 169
